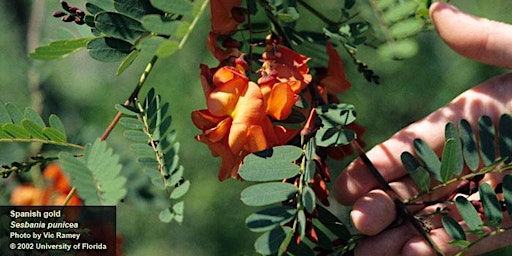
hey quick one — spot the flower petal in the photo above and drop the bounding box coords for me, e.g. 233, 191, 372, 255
266, 82, 296, 120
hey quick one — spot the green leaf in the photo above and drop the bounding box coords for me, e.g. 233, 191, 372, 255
150, 0, 193, 15
117, 50, 139, 75
130, 143, 154, 155
478, 116, 496, 165
402, 151, 430, 192
297, 209, 306, 240
277, 7, 300, 23
59, 139, 126, 205
6, 103, 24, 123
142, 14, 180, 35
87, 37, 133, 62
413, 139, 442, 181
0, 103, 11, 123
114, 0, 162, 20
315, 127, 355, 147
302, 186, 316, 213
442, 215, 466, 241
245, 206, 297, 232
29, 37, 94, 60
445, 122, 463, 176
440, 138, 458, 183
241, 182, 298, 206
316, 104, 357, 128
21, 120, 46, 139
377, 39, 418, 59
49, 114, 66, 136
156, 40, 180, 58
119, 117, 144, 130
239, 145, 302, 182
123, 130, 148, 143
3, 124, 30, 139
316, 205, 351, 240
254, 226, 293, 255
42, 127, 66, 142
503, 174, 512, 217
382, 2, 418, 23
479, 183, 502, 226
23, 108, 45, 127
115, 104, 140, 116
95, 12, 145, 43
170, 180, 190, 199
158, 208, 174, 223
455, 196, 483, 231
389, 19, 423, 39
499, 114, 512, 163
459, 119, 479, 171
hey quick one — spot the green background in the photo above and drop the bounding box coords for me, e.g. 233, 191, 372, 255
0, 0, 511, 255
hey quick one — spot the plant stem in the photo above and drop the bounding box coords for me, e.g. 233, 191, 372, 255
351, 140, 444, 256
100, 55, 159, 141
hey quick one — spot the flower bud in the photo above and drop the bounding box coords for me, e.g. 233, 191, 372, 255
60, 0, 70, 11
74, 17, 85, 25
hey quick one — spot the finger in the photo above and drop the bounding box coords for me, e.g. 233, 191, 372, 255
351, 189, 396, 235
430, 2, 512, 69
354, 225, 429, 256
334, 73, 512, 205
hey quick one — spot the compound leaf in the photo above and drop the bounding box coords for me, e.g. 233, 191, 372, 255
499, 114, 512, 163
254, 226, 293, 255
239, 145, 302, 182
478, 116, 496, 166
442, 215, 466, 241
241, 182, 298, 207
459, 119, 479, 171
245, 206, 296, 232
479, 183, 502, 226
455, 196, 483, 231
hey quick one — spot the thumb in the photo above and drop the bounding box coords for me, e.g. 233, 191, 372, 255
430, 2, 512, 69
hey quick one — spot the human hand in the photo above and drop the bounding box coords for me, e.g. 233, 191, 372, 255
333, 2, 512, 255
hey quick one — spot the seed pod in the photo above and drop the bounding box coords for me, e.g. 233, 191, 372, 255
60, 0, 70, 11
52, 10, 66, 18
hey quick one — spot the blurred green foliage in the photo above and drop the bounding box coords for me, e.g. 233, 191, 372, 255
1, 0, 512, 255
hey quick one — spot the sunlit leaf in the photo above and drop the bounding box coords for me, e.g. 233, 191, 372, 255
499, 114, 512, 163
3, 124, 30, 139
479, 183, 502, 226
442, 215, 466, 241
478, 116, 496, 165
49, 114, 66, 136
389, 19, 423, 39
170, 180, 190, 199
254, 227, 292, 255
239, 145, 302, 182
382, 2, 418, 23
241, 182, 298, 206
459, 119, 479, 171
245, 206, 296, 232
23, 108, 45, 128
156, 40, 180, 58
158, 208, 174, 223
377, 39, 418, 59
413, 139, 441, 181
29, 37, 94, 60
21, 120, 46, 139
117, 50, 139, 75
42, 127, 66, 142
0, 103, 11, 123
6, 103, 24, 123
455, 196, 483, 231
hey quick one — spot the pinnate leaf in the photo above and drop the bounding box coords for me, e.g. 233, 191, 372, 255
59, 139, 126, 205
239, 145, 302, 182
459, 119, 479, 171
479, 183, 502, 226
478, 116, 496, 165
442, 215, 466, 241
455, 196, 483, 231
245, 206, 296, 232
29, 37, 94, 60
241, 182, 298, 206
150, 0, 193, 15
254, 226, 293, 255
499, 114, 512, 163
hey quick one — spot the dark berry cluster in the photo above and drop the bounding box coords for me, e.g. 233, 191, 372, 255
52, 0, 85, 25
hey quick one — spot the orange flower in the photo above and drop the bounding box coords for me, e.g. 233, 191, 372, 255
206, 32, 241, 63
193, 63, 297, 180
210, 0, 244, 35
317, 43, 351, 103
10, 163, 81, 206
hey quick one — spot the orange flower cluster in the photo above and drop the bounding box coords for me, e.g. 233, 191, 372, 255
10, 163, 81, 206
